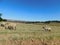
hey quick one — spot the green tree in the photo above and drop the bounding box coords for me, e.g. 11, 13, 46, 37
0, 13, 2, 18
0, 13, 3, 21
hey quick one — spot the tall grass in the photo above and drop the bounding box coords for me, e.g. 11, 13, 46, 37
0, 22, 60, 45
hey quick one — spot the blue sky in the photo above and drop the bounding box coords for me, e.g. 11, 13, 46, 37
0, 0, 60, 21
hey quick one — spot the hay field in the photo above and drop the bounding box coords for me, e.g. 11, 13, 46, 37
0, 22, 60, 45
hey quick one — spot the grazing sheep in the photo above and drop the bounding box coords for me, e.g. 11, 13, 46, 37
5, 24, 9, 29
5, 23, 16, 30
42, 25, 51, 32
0, 22, 6, 27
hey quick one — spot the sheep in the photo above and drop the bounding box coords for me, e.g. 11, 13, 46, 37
42, 25, 51, 32
0, 22, 16, 30
0, 22, 6, 27
5, 23, 16, 30
5, 24, 9, 29
0, 22, 7, 30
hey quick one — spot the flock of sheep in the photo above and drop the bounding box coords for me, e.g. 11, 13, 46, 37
0, 22, 51, 32
0, 22, 16, 30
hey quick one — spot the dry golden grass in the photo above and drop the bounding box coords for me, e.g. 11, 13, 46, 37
0, 22, 60, 45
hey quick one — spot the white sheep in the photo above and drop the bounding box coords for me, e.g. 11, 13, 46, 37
0, 22, 6, 27
5, 23, 16, 30
42, 25, 51, 32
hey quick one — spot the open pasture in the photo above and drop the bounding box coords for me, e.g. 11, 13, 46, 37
0, 22, 60, 45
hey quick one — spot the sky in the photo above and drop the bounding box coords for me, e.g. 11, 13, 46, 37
0, 0, 60, 21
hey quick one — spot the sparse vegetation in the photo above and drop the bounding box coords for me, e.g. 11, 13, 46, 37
0, 21, 60, 45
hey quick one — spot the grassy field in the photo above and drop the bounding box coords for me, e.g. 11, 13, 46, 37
0, 22, 60, 45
